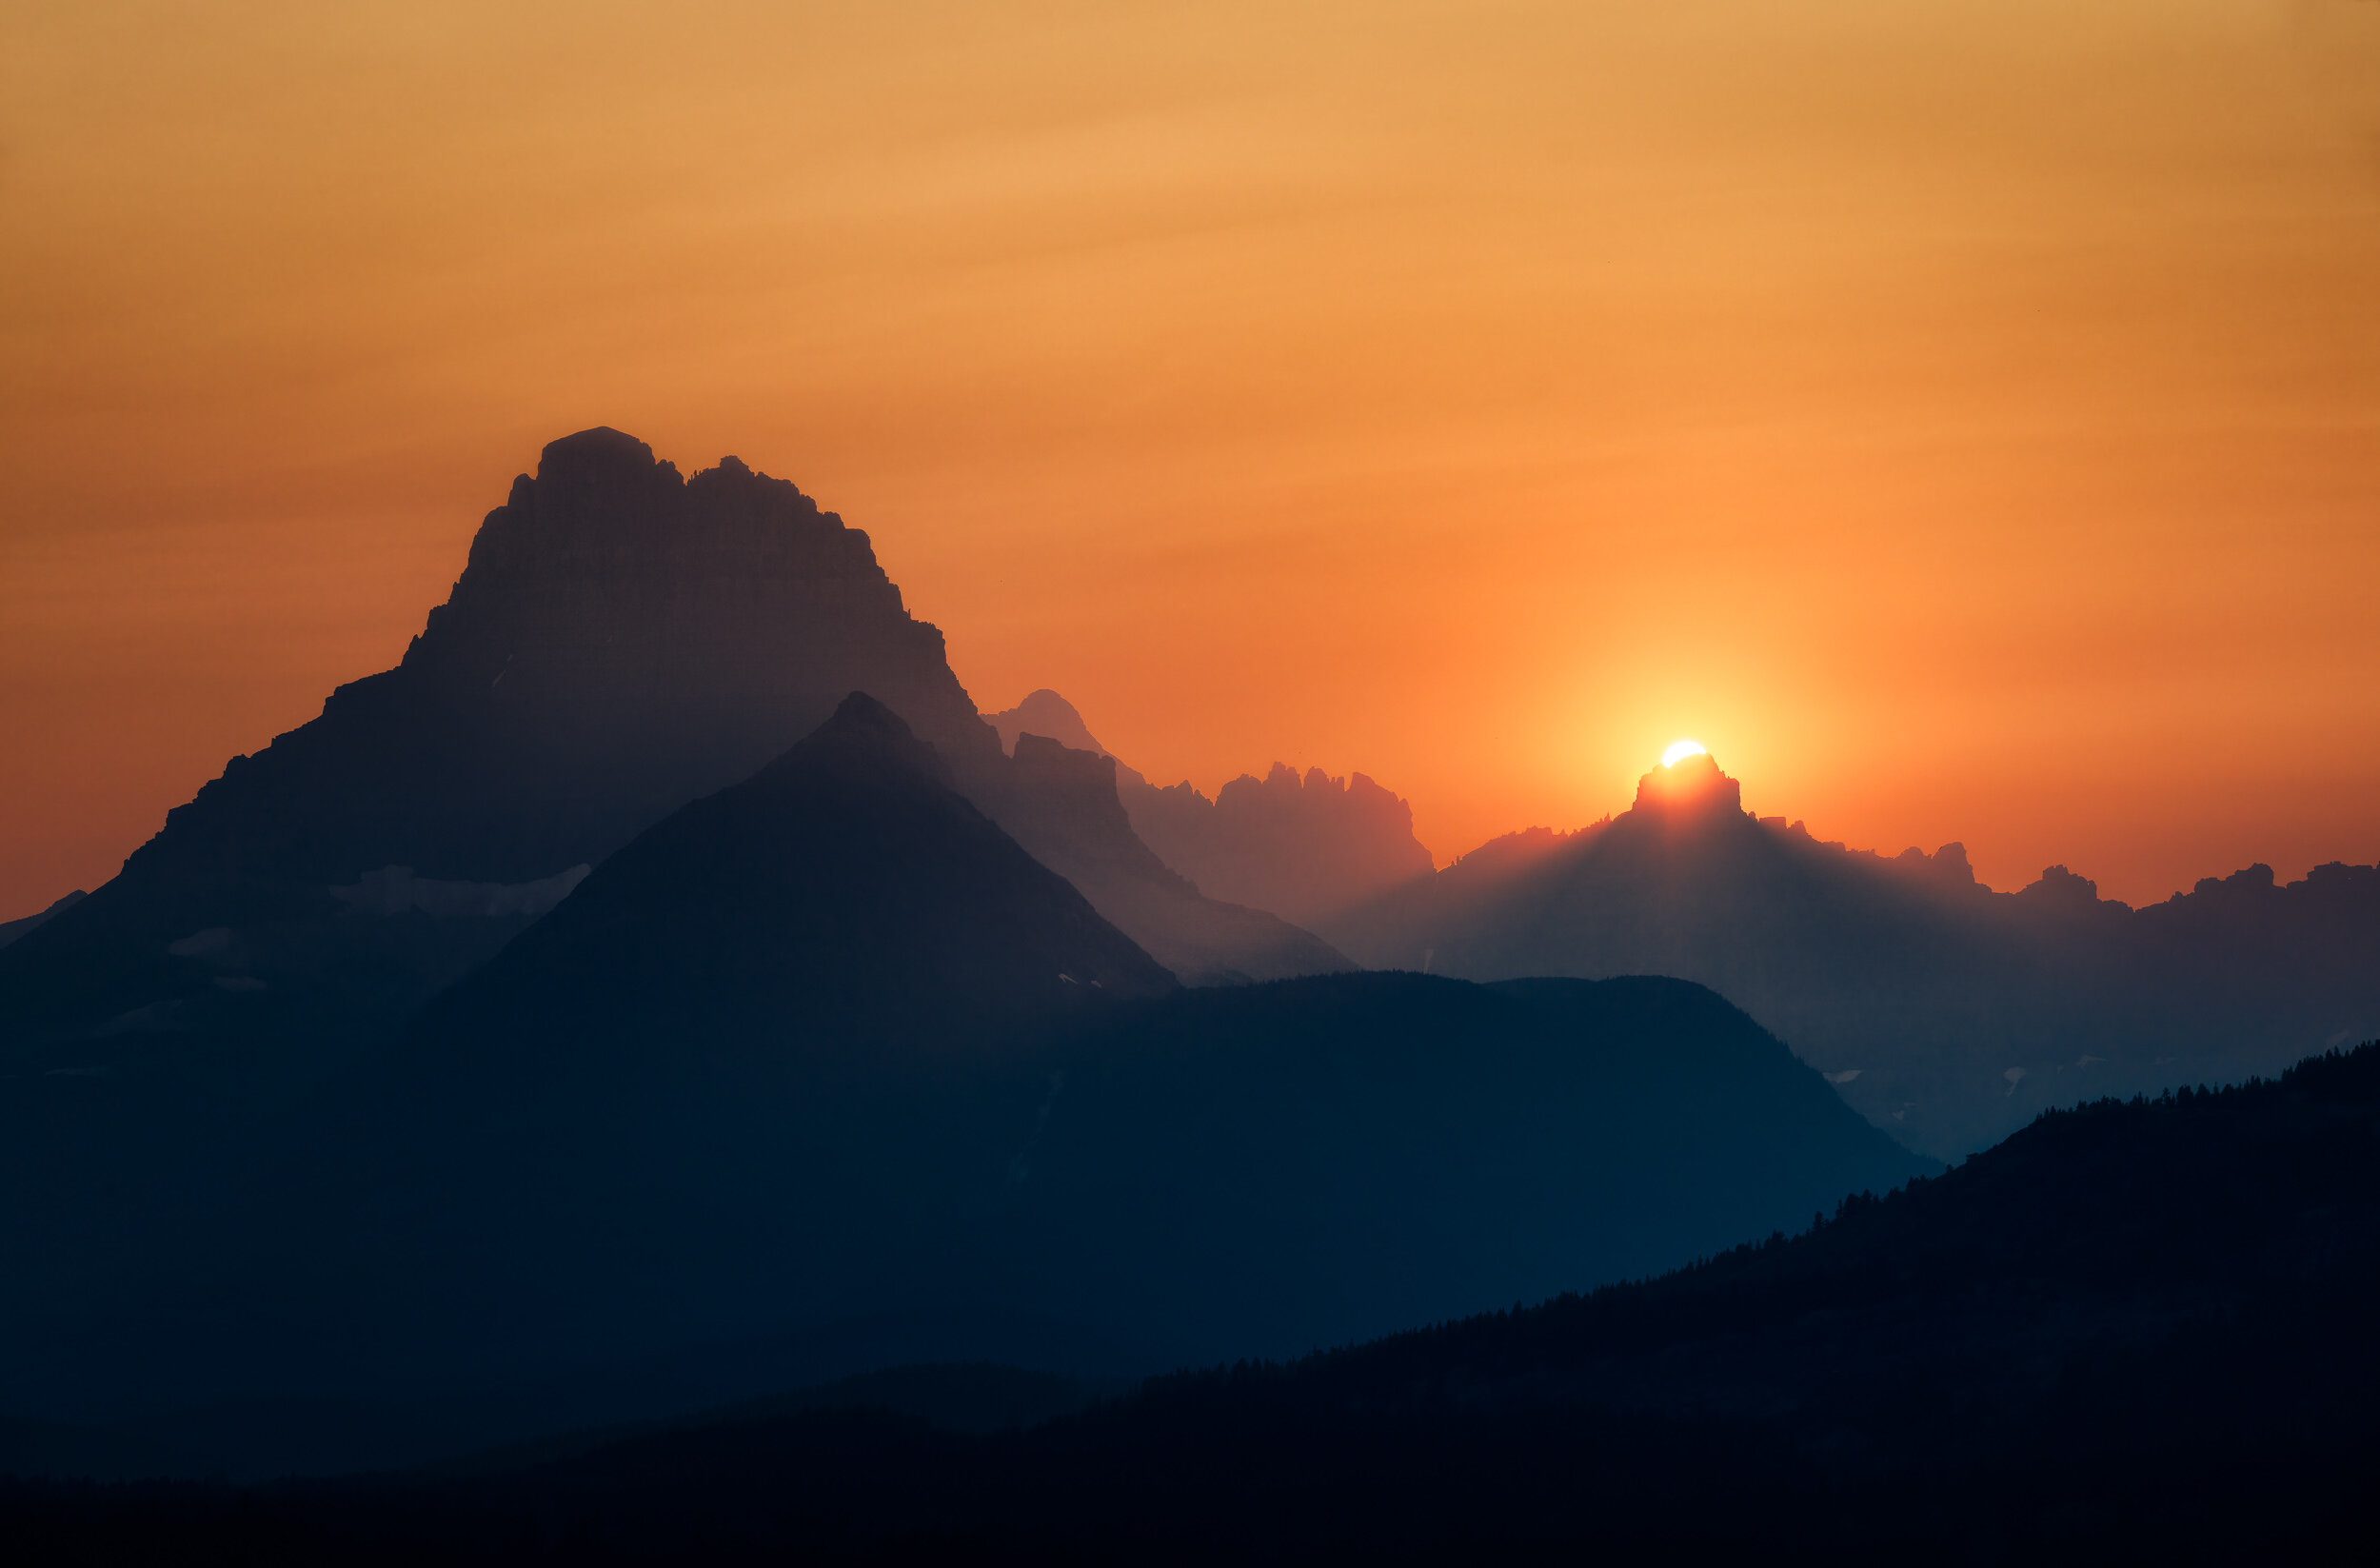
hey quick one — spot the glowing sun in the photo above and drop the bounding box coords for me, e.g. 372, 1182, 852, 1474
1661, 739, 1708, 767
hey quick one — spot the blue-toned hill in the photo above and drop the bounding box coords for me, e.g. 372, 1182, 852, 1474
1, 706, 1927, 1474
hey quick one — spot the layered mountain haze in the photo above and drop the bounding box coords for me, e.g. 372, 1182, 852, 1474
2, 703, 1929, 1469
25, 696, 1179, 1416
1327, 752, 2380, 1156
9, 422, 2371, 1531
978, 686, 1359, 982
965, 735, 1350, 985
395, 691, 1178, 1052
1125, 765, 1434, 932
9, 0, 2379, 1543
0, 431, 1352, 1385
986, 688, 1437, 932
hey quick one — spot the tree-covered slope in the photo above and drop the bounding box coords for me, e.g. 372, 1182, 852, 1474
30, 1042, 2366, 1563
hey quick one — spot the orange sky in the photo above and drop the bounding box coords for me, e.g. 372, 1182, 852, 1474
4, 0, 2378, 919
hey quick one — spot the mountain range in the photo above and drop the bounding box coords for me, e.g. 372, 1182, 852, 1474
0, 432, 1356, 1345
982, 690, 2380, 1158
11, 430, 2371, 1168
0, 443, 1932, 1472
984, 689, 1435, 929
6, 424, 2378, 1558
1312, 751, 2380, 1155
0, 431, 1346, 1074
2, 700, 1925, 1468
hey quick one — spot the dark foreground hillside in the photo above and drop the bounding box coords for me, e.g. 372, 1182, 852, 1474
10, 1044, 2377, 1564
0, 699, 1923, 1472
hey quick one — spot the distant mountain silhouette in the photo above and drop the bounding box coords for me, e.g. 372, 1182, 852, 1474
1, 712, 1926, 1458
20, 1042, 2375, 1561
1321, 751, 2380, 1156
1127, 764, 1435, 930
980, 691, 1359, 979
985, 688, 1436, 932
968, 734, 1352, 983
984, 688, 1111, 758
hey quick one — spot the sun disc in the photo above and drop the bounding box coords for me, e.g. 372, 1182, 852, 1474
1661, 739, 1707, 767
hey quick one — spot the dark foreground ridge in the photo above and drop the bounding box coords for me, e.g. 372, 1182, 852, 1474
0, 697, 1924, 1464
9, 1042, 2376, 1562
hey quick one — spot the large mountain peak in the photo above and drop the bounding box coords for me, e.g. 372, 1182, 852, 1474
121, 431, 998, 889
400, 430, 981, 750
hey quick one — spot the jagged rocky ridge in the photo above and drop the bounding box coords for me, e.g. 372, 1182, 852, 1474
1323, 751, 2380, 1156
984, 689, 1435, 931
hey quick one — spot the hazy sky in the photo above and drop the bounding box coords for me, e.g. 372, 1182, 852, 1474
4, 0, 2377, 917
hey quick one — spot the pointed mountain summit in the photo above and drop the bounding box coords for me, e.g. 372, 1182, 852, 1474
985, 690, 1114, 761
408, 690, 1175, 1062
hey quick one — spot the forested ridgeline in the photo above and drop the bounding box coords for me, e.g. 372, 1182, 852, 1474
7, 1042, 2378, 1563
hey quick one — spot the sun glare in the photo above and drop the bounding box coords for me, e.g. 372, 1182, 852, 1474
1661, 739, 1707, 767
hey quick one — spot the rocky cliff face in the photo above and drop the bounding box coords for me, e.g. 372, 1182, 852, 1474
981, 688, 1436, 933
0, 428, 1002, 1069
1124, 764, 1435, 931
129, 428, 997, 892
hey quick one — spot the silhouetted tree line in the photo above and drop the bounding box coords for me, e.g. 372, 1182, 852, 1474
7, 1040, 2379, 1565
